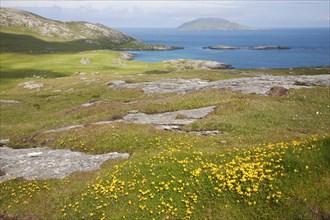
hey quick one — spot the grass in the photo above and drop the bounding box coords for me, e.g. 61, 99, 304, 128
0, 43, 329, 219
1, 136, 329, 219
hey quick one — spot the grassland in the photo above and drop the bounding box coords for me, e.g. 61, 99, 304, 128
0, 47, 329, 220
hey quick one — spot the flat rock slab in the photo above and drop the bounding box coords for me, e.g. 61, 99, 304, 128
0, 139, 10, 146
164, 59, 232, 69
123, 106, 216, 128
0, 147, 129, 181
17, 81, 43, 90
109, 78, 211, 94
109, 75, 330, 95
43, 125, 85, 133
0, 100, 20, 104
44, 106, 217, 133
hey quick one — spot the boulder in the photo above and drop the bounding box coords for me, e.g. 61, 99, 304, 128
164, 59, 232, 70
120, 52, 135, 60
0, 139, 9, 146
267, 86, 289, 96
17, 81, 43, 90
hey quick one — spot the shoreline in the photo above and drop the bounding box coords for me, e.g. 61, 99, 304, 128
122, 52, 330, 70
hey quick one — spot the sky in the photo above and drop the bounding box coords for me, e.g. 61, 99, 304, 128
1, 1, 329, 28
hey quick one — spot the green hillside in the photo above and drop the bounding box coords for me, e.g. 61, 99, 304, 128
0, 8, 175, 52
0, 7, 329, 220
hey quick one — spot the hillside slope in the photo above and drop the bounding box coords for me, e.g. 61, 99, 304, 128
178, 18, 257, 30
0, 7, 177, 52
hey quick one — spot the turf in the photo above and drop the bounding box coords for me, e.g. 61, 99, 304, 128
0, 44, 329, 219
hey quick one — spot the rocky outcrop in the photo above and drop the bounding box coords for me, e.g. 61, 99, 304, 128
43, 106, 217, 134
267, 86, 289, 96
17, 81, 43, 90
206, 45, 290, 50
43, 125, 85, 133
0, 146, 129, 180
0, 7, 181, 51
108, 74, 330, 95
0, 8, 135, 44
0, 100, 20, 104
0, 139, 10, 146
164, 59, 232, 70
120, 52, 134, 60
122, 106, 216, 130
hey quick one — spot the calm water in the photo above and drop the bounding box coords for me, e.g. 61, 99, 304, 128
119, 28, 330, 69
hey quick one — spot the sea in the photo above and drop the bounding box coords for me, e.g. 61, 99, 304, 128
119, 28, 330, 69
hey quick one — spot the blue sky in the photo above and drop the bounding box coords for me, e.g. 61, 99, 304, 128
1, 1, 329, 28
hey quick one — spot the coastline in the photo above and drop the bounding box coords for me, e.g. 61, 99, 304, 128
119, 28, 329, 68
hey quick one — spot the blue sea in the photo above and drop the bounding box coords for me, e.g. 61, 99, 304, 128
119, 28, 330, 69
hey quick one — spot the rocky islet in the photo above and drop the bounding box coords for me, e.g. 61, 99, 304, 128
205, 45, 290, 50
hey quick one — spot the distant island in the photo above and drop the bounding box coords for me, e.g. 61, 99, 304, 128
177, 18, 258, 31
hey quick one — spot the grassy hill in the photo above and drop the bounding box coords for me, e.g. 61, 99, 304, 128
0, 7, 329, 220
0, 8, 176, 52
0, 47, 329, 219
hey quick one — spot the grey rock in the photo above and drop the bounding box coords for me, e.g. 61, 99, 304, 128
42, 106, 216, 135
0, 139, 10, 146
0, 100, 20, 104
80, 57, 90, 65
81, 100, 104, 107
43, 125, 85, 133
91, 121, 114, 125
107, 80, 126, 86
17, 81, 43, 90
84, 39, 100, 45
161, 125, 181, 130
267, 86, 289, 96
0, 147, 129, 181
190, 130, 222, 136
109, 75, 330, 95
123, 106, 216, 127
164, 59, 232, 70
27, 152, 43, 157
127, 110, 140, 114
120, 52, 135, 60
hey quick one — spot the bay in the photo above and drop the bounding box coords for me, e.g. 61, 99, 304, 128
119, 28, 330, 69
